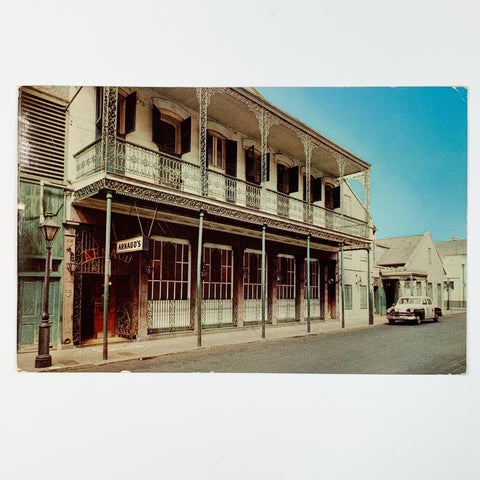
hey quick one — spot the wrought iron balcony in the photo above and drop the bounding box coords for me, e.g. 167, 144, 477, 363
74, 138, 369, 239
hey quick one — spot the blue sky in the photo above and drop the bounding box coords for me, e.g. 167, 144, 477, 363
257, 87, 468, 242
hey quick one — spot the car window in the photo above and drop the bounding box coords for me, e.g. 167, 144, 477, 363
422, 298, 428, 305
427, 298, 432, 304
409, 298, 421, 304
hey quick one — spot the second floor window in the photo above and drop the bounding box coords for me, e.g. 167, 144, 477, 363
96, 87, 136, 139
207, 131, 226, 169
277, 164, 299, 195
152, 105, 191, 156
245, 146, 270, 184
325, 183, 341, 209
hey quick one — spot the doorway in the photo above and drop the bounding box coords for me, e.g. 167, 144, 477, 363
81, 274, 116, 341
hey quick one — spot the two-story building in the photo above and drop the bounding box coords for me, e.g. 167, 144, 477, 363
18, 86, 375, 350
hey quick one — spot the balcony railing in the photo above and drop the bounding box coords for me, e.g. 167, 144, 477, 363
75, 139, 369, 238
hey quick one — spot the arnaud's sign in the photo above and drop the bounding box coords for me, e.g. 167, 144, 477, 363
116, 235, 149, 253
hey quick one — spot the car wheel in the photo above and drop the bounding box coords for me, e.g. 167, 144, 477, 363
389, 319, 395, 325
433, 315, 439, 322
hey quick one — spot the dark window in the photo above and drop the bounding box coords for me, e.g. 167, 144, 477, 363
277, 164, 299, 195
152, 105, 191, 156
246, 146, 269, 184
325, 184, 340, 209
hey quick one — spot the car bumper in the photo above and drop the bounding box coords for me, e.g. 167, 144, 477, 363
387, 313, 417, 321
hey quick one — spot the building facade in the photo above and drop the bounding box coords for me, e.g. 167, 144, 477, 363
435, 237, 467, 309
18, 86, 375, 350
375, 232, 446, 312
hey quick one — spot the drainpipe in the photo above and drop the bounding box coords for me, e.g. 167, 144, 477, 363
197, 211, 205, 347
306, 234, 311, 333
103, 192, 112, 360
261, 224, 266, 339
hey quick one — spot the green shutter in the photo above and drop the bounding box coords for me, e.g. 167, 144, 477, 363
152, 105, 161, 148
289, 166, 299, 194
225, 140, 237, 177
125, 91, 137, 134
181, 116, 191, 154
312, 177, 322, 202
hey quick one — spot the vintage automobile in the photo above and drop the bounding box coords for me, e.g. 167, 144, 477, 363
386, 296, 442, 325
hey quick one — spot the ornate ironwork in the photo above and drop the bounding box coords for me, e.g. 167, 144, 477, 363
196, 87, 213, 196
300, 133, 315, 223
102, 87, 118, 173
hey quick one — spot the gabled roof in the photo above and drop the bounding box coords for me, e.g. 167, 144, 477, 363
376, 235, 424, 266
435, 238, 467, 258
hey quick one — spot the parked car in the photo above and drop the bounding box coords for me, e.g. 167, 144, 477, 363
386, 296, 442, 325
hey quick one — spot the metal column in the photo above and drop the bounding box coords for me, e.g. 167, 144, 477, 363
197, 211, 205, 347
103, 192, 112, 360
306, 234, 311, 333
341, 243, 345, 329
261, 224, 266, 339
367, 248, 374, 325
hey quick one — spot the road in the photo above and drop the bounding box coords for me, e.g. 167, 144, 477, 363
70, 312, 466, 374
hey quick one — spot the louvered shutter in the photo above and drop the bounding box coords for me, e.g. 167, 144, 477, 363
125, 91, 137, 134
265, 153, 270, 182
152, 105, 161, 148
289, 166, 299, 194
333, 186, 341, 209
181, 117, 191, 154
245, 146, 255, 183
95, 87, 103, 138
225, 140, 237, 177
19, 91, 66, 182
312, 177, 322, 202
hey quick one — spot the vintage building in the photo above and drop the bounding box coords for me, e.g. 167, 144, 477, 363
435, 237, 467, 309
18, 86, 375, 350
375, 232, 446, 312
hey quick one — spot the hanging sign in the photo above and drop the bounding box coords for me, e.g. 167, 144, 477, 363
116, 235, 149, 253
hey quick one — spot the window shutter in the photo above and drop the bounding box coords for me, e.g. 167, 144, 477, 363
181, 116, 191, 154
265, 153, 270, 182
245, 146, 255, 183
277, 164, 286, 193
125, 91, 137, 134
312, 177, 322, 202
95, 87, 103, 139
333, 186, 341, 209
152, 105, 161, 148
225, 139, 237, 177
289, 166, 299, 194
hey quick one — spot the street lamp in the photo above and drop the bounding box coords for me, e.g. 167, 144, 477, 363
35, 212, 60, 368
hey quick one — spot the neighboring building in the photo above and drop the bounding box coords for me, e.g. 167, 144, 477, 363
374, 232, 446, 313
435, 237, 467, 308
18, 86, 375, 350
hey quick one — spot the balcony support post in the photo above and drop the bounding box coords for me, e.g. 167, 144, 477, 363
261, 223, 267, 339
196, 210, 205, 347
306, 234, 311, 333
101, 87, 118, 173
196, 88, 213, 196
250, 107, 278, 210
300, 134, 314, 223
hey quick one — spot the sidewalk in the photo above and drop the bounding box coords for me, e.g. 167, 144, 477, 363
15, 314, 406, 372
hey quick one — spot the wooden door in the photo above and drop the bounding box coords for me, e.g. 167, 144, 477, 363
18, 277, 60, 348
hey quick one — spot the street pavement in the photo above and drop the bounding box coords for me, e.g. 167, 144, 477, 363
17, 310, 466, 373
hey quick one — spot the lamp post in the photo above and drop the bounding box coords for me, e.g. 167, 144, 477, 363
35, 212, 60, 368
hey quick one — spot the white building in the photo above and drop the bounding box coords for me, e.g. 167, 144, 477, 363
435, 238, 467, 308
